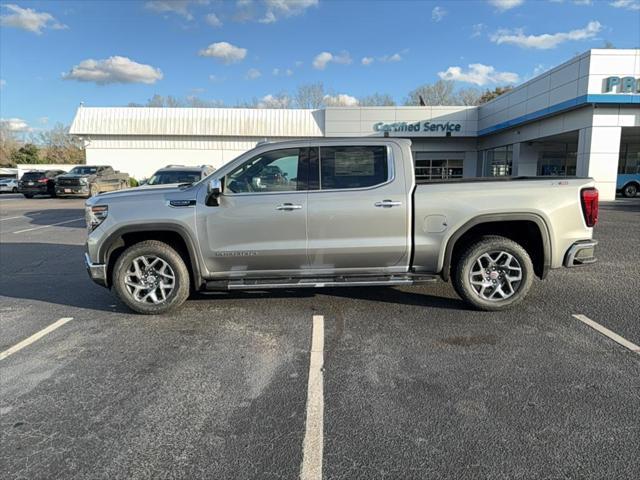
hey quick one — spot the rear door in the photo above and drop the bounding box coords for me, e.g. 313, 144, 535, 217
306, 143, 410, 272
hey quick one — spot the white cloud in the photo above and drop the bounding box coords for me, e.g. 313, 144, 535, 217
198, 41, 247, 63
144, 0, 209, 20
206, 12, 223, 27
0, 79, 5, 89
438, 63, 520, 85
361, 56, 374, 66
62, 56, 163, 85
258, 94, 291, 108
491, 20, 602, 49
1, 118, 30, 132
380, 53, 402, 62
258, 0, 318, 23
208, 74, 223, 82
610, 0, 640, 10
272, 68, 280, 75
471, 23, 485, 38
488, 0, 524, 11
285, 68, 293, 76
245, 68, 261, 80
312, 51, 351, 70
0, 3, 67, 34
323, 94, 358, 107
38, 116, 49, 125
431, 6, 447, 21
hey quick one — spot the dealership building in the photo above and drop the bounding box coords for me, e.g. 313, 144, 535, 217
70, 49, 640, 200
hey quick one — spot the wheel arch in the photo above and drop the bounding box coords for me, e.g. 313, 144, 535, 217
441, 213, 551, 282
98, 224, 203, 290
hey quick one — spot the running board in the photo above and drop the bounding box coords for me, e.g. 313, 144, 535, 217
205, 274, 438, 291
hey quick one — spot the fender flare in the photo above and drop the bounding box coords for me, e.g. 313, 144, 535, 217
440, 213, 552, 281
98, 223, 203, 288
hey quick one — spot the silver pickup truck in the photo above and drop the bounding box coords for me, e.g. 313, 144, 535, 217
85, 138, 598, 314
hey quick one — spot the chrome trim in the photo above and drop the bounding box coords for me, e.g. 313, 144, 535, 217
564, 240, 598, 267
85, 252, 108, 287
375, 200, 403, 208
276, 203, 303, 211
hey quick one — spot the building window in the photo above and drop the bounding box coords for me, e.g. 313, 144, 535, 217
483, 145, 513, 177
618, 143, 640, 174
537, 143, 577, 176
414, 152, 464, 181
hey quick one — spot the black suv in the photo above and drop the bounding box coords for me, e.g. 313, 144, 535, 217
18, 170, 66, 198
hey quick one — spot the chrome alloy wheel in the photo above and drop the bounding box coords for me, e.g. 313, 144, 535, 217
124, 255, 176, 304
469, 251, 523, 302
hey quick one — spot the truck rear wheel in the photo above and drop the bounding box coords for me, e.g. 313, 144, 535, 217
112, 240, 190, 314
622, 183, 638, 198
452, 235, 534, 311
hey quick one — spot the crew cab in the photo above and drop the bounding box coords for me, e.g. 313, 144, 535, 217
84, 138, 598, 314
56, 165, 129, 198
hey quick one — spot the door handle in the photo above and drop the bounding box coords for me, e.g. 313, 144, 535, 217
276, 203, 303, 211
375, 200, 402, 208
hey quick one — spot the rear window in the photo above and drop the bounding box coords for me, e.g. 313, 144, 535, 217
69, 167, 98, 175
147, 171, 202, 185
320, 146, 388, 190
21, 172, 45, 180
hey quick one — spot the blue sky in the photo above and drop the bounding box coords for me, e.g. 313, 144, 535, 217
1, 0, 639, 131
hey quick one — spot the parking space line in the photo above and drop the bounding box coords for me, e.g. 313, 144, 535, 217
0, 317, 74, 360
0, 216, 25, 222
12, 217, 84, 234
572, 314, 640, 354
300, 314, 325, 480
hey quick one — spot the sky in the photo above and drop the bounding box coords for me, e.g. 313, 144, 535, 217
1, 0, 639, 133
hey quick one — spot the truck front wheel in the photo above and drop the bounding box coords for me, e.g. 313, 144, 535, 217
452, 235, 534, 311
112, 240, 190, 314
622, 183, 638, 198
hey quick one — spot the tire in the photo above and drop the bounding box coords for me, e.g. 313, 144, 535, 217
12, 187, 17, 193
622, 183, 638, 198
23, 194, 33, 199
112, 240, 190, 314
452, 235, 534, 311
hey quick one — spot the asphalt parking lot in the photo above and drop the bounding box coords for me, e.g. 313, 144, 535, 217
1, 193, 639, 480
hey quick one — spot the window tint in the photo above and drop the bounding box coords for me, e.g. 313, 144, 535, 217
226, 148, 301, 193
320, 146, 388, 190
21, 172, 45, 180
147, 171, 202, 185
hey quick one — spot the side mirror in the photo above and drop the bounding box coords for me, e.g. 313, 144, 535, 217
206, 178, 223, 206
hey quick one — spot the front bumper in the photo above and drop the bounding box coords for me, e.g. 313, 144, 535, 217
56, 185, 89, 197
85, 252, 108, 287
564, 240, 598, 267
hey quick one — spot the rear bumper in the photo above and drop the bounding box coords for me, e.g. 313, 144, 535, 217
564, 240, 598, 267
18, 186, 48, 194
85, 252, 108, 287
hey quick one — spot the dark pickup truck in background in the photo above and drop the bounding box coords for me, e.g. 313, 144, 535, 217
56, 165, 130, 198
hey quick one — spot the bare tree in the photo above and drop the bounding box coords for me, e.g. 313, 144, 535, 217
0, 124, 22, 166
37, 123, 85, 164
457, 88, 482, 106
358, 93, 396, 106
405, 80, 457, 106
478, 86, 513, 104
294, 82, 326, 109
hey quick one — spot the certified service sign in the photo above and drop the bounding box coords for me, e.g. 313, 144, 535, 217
373, 121, 462, 134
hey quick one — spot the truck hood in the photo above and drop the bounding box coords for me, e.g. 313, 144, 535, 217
58, 173, 95, 180
86, 183, 198, 205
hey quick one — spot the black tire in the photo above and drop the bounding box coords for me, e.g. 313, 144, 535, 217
622, 183, 638, 198
23, 194, 33, 199
12, 187, 17, 193
112, 240, 190, 314
452, 235, 534, 311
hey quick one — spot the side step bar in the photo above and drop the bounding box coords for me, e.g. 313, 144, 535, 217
205, 274, 438, 291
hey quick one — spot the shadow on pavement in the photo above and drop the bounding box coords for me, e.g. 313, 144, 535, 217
0, 242, 467, 313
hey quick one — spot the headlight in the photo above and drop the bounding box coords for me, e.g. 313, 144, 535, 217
79, 177, 89, 185
86, 205, 108, 232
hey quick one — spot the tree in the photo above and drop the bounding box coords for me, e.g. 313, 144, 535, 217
358, 93, 396, 106
0, 124, 22, 166
294, 82, 326, 109
10, 143, 40, 164
37, 123, 85, 164
405, 80, 457, 106
457, 88, 482, 106
478, 86, 513, 104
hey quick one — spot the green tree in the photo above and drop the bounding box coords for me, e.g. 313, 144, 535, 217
10, 143, 41, 164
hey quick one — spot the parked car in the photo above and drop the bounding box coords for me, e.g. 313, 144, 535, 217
0, 178, 18, 193
144, 165, 215, 187
84, 138, 599, 314
56, 165, 129, 198
617, 169, 639, 198
18, 170, 66, 198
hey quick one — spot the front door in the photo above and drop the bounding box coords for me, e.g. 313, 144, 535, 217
198, 147, 310, 277
306, 144, 410, 272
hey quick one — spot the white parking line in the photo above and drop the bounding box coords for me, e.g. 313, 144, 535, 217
12, 217, 84, 234
0, 317, 74, 361
300, 314, 325, 480
0, 216, 25, 222
572, 314, 640, 354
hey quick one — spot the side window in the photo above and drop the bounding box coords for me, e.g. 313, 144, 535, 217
320, 146, 388, 190
226, 148, 301, 193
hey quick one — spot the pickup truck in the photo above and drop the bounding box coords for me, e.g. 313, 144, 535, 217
84, 138, 599, 314
56, 165, 129, 198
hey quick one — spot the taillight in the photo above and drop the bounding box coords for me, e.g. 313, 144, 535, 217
37, 178, 48, 183
580, 188, 599, 227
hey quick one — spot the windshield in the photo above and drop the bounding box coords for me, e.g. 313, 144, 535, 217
69, 167, 98, 175
147, 171, 201, 185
